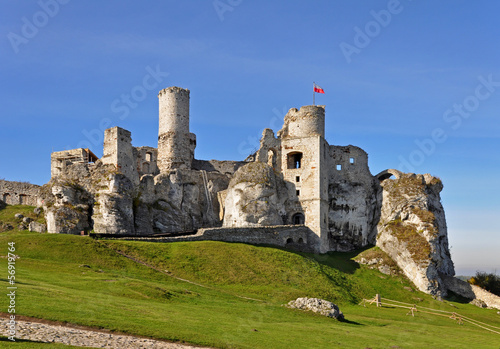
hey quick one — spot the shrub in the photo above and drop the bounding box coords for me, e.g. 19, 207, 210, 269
468, 271, 500, 296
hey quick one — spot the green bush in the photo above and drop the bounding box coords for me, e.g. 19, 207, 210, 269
468, 271, 500, 296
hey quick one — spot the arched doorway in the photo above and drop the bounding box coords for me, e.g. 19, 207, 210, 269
292, 213, 305, 225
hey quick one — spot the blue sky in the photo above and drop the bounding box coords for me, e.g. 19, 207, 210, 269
1, 0, 498, 275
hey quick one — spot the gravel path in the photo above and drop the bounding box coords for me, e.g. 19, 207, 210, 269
0, 317, 212, 348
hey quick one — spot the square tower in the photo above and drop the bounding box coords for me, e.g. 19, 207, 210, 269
279, 105, 329, 252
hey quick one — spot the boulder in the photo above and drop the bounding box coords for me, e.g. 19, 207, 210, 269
22, 217, 33, 224
29, 221, 47, 233
286, 297, 344, 320
14, 213, 24, 219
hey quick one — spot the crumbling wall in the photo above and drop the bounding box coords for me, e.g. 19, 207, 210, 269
101, 127, 139, 185
254, 129, 282, 172
113, 225, 317, 253
134, 146, 158, 177
51, 148, 97, 178
327, 145, 378, 251
0, 180, 40, 206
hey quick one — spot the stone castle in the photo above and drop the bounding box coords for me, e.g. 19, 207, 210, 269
2, 86, 458, 296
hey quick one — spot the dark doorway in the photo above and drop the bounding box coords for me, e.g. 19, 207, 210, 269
292, 213, 305, 225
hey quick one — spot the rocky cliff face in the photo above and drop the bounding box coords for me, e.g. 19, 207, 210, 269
41, 160, 230, 235
375, 173, 455, 297
222, 162, 289, 227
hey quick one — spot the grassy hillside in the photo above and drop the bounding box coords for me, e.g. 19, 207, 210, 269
0, 205, 498, 348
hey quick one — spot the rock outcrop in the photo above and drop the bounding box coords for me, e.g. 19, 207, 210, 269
286, 297, 344, 320
375, 173, 454, 297
223, 162, 289, 227
40, 159, 235, 236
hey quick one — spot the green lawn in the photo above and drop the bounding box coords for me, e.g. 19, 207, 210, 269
0, 205, 498, 348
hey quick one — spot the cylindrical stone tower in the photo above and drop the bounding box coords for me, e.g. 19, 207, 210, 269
157, 86, 195, 172
282, 105, 325, 138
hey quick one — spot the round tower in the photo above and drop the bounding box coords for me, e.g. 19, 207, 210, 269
283, 105, 325, 138
157, 86, 195, 172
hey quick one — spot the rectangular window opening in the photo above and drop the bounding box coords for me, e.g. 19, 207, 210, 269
295, 176, 300, 182
336, 164, 342, 171
296, 190, 300, 196
350, 157, 355, 164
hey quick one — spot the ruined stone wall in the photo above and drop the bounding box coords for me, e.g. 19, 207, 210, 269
191, 159, 246, 176
326, 145, 378, 251
114, 225, 317, 253
134, 146, 158, 177
157, 87, 195, 171
0, 180, 40, 206
254, 129, 282, 172
278, 105, 325, 138
101, 127, 139, 185
51, 148, 95, 178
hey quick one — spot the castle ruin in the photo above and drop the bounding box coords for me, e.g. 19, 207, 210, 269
31, 86, 455, 296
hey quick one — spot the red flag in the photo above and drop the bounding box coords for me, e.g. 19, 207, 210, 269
314, 83, 325, 94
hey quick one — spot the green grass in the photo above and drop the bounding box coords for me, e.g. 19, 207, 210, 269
0, 205, 498, 348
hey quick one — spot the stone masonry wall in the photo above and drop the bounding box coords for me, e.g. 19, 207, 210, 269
327, 145, 378, 251
115, 225, 316, 253
0, 180, 40, 206
157, 87, 195, 171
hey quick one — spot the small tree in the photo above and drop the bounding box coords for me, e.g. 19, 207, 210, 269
468, 271, 500, 296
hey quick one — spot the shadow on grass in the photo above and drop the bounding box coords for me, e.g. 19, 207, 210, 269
340, 318, 364, 325
301, 245, 374, 274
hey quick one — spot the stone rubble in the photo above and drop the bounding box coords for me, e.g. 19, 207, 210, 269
0, 318, 211, 349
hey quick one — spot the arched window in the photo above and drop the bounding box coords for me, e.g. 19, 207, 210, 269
287, 152, 303, 169
292, 213, 305, 225
145, 152, 152, 162
267, 149, 276, 168
286, 238, 294, 244
298, 237, 304, 244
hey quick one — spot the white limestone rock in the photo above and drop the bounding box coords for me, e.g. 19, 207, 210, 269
287, 297, 344, 320
29, 221, 46, 233
375, 173, 454, 297
223, 162, 288, 227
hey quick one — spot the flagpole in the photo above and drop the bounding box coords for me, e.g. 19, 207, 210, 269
313, 82, 315, 106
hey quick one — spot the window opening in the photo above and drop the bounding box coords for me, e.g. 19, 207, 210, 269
292, 213, 305, 225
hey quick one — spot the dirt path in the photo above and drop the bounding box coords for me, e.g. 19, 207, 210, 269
0, 315, 213, 348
